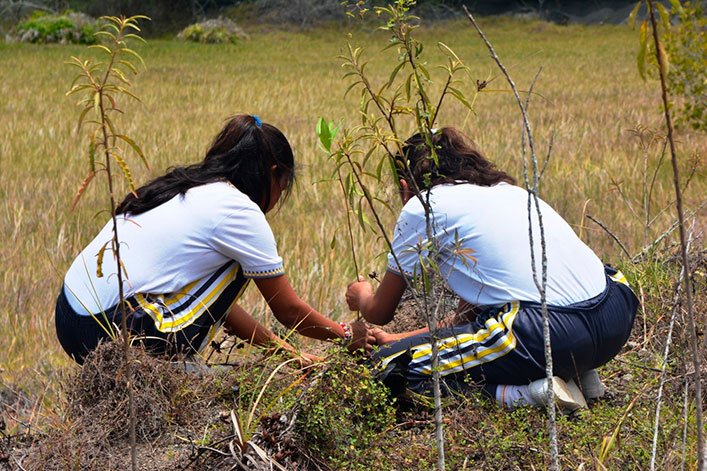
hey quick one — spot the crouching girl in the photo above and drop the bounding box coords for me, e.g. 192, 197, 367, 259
345, 127, 638, 412
57, 114, 372, 365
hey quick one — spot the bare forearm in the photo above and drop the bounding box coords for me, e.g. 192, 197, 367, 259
276, 302, 346, 341
255, 275, 348, 342
225, 305, 297, 353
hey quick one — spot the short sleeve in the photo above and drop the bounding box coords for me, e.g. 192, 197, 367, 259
386, 201, 427, 278
210, 202, 285, 279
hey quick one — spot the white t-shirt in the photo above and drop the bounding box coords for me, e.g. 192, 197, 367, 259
64, 182, 284, 331
387, 183, 606, 307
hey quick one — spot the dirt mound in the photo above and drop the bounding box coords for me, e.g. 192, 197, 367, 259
22, 341, 216, 469
384, 291, 459, 334
16, 340, 349, 470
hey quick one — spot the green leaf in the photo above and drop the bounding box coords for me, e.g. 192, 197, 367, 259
119, 59, 139, 75
112, 67, 131, 86
104, 116, 117, 143
385, 60, 406, 89
88, 139, 97, 172
655, 3, 671, 34
113, 153, 135, 191
628, 1, 642, 30
330, 234, 337, 249
95, 241, 110, 278
116, 86, 142, 103
115, 134, 149, 169
405, 73, 413, 101
89, 44, 112, 55
375, 152, 387, 180
637, 21, 649, 80
448, 86, 473, 110
316, 117, 331, 151
417, 63, 431, 81
124, 33, 147, 44
120, 47, 146, 68
356, 199, 366, 231
76, 106, 92, 133
94, 30, 116, 41
66, 83, 93, 96
437, 42, 461, 62
667, 0, 683, 15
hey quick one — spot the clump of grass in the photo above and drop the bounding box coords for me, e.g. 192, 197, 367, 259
22, 341, 209, 469
177, 17, 249, 44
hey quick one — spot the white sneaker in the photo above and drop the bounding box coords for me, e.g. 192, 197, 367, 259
528, 376, 588, 414
578, 369, 606, 400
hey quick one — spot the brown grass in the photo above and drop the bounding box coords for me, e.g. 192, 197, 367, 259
0, 18, 704, 466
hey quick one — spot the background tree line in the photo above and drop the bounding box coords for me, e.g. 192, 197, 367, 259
1, 0, 641, 35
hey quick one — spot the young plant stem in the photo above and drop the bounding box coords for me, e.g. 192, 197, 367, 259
347, 20, 450, 465
96, 24, 137, 471
341, 150, 407, 283
335, 167, 361, 320
646, 2, 704, 468
463, 7, 558, 470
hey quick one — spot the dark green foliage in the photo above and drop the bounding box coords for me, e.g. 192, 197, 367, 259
12, 10, 99, 44
665, 1, 706, 131
297, 354, 396, 468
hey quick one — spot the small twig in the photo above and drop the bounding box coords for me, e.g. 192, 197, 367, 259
12, 453, 28, 471
650, 225, 693, 471
632, 200, 707, 262
586, 214, 632, 259
681, 377, 690, 471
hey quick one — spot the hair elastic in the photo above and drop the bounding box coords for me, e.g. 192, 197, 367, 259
252, 115, 262, 128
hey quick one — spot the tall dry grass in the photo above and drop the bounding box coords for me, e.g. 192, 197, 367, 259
0, 18, 704, 391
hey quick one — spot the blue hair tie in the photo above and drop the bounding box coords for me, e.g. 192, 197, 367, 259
252, 115, 262, 128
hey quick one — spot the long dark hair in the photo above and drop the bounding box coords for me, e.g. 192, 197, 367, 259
117, 115, 295, 215
397, 127, 515, 190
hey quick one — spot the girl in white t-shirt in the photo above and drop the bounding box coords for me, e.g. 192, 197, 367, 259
56, 114, 372, 364
345, 127, 638, 412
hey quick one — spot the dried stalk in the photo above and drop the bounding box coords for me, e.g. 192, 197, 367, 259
650, 226, 693, 471
463, 6, 559, 470
646, 2, 704, 468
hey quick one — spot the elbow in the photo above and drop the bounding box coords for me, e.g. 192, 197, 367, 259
362, 305, 395, 326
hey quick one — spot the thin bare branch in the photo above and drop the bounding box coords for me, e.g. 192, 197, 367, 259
463, 7, 559, 469
646, 3, 704, 467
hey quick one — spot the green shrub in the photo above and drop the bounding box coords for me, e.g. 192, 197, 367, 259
665, 1, 706, 131
297, 354, 395, 468
9, 10, 99, 45
177, 17, 249, 44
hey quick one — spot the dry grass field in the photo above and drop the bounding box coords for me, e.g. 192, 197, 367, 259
0, 16, 704, 469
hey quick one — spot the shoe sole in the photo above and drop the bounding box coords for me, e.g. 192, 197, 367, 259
553, 378, 588, 413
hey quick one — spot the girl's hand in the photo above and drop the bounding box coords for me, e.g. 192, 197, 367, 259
347, 320, 376, 353
346, 277, 374, 311
370, 327, 397, 345
298, 352, 323, 367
